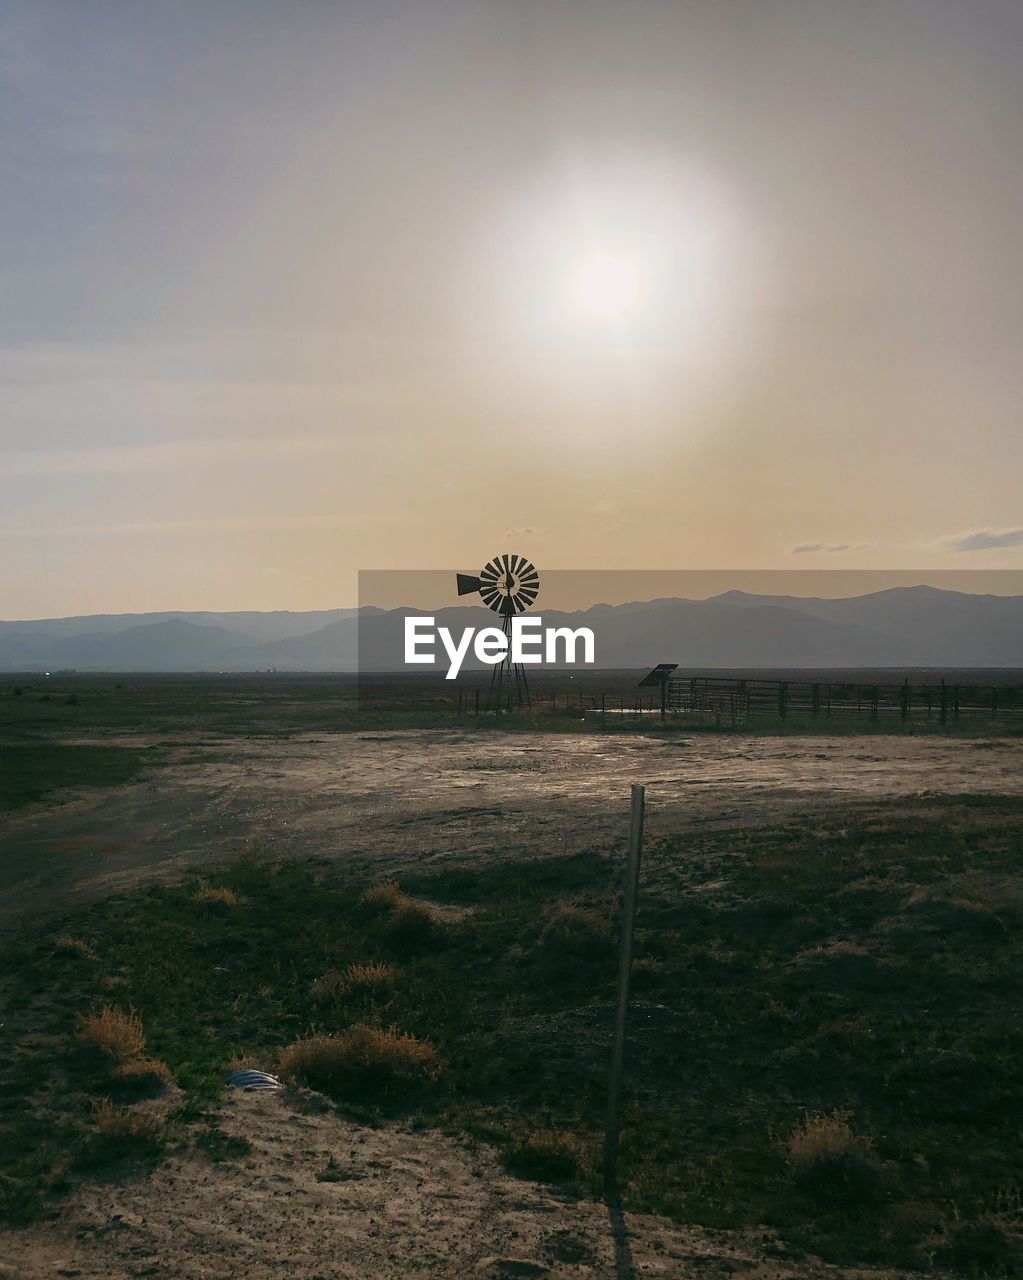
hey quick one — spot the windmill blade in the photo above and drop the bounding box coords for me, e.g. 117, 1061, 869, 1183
480, 561, 501, 581
456, 573, 483, 596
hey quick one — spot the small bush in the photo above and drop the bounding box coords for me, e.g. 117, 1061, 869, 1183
343, 961, 399, 992
279, 1024, 438, 1097
53, 934, 97, 960
505, 1129, 586, 1183
538, 904, 610, 962
309, 969, 346, 1001
382, 899, 439, 949
361, 882, 440, 949
311, 963, 399, 1001
361, 881, 405, 910
76, 1005, 146, 1063
786, 1111, 883, 1208
111, 1058, 174, 1094
193, 886, 239, 911
89, 1100, 165, 1159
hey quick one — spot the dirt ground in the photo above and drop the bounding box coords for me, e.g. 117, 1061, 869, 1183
2, 729, 1022, 924
4, 728, 1021, 1279
0, 1089, 923, 1280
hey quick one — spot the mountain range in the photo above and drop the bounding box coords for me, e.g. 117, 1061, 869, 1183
2, 587, 1022, 671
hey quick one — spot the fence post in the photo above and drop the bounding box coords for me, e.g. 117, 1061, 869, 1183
604, 784, 645, 1184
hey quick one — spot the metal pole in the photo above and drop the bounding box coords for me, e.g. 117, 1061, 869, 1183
604, 783, 645, 1184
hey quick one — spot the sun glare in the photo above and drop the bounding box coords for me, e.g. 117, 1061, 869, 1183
569, 251, 645, 322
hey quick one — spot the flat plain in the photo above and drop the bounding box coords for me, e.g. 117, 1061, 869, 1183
2, 676, 1022, 1278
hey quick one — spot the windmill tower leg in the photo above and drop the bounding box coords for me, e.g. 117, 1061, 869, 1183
485, 612, 531, 713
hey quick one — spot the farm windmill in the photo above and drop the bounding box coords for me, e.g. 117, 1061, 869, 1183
456, 554, 540, 711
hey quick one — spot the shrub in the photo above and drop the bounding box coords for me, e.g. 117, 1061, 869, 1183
382, 899, 438, 949
361, 881, 405, 910
343, 961, 399, 992
309, 970, 346, 1002
53, 934, 96, 960
538, 904, 611, 964
279, 1024, 438, 1097
90, 1100, 165, 1159
76, 1005, 146, 1063
311, 963, 399, 1000
505, 1129, 586, 1183
111, 1058, 174, 1094
786, 1111, 883, 1208
361, 882, 440, 949
193, 886, 239, 911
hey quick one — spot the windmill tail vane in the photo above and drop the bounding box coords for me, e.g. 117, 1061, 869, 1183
455, 554, 540, 711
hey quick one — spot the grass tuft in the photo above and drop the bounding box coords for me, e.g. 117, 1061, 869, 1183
192, 886, 239, 911
111, 1057, 174, 1094
311, 962, 400, 1001
53, 934, 97, 959
279, 1024, 438, 1097
75, 1005, 146, 1063
88, 1100, 165, 1160
786, 1111, 883, 1208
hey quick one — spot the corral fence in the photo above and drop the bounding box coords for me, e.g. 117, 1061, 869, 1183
452, 675, 1023, 727
663, 675, 1023, 727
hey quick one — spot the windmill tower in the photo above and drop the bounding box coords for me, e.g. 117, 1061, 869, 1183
456, 554, 540, 712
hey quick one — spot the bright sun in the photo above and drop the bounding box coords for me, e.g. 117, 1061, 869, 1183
569, 250, 645, 322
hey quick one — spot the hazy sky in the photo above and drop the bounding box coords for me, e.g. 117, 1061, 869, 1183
2, 0, 1022, 616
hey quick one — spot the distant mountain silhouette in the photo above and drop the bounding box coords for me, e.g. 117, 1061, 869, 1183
1, 588, 1021, 671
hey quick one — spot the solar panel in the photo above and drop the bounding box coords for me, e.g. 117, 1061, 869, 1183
638, 663, 678, 688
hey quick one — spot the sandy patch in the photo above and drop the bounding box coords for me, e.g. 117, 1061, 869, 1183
0, 1090, 917, 1280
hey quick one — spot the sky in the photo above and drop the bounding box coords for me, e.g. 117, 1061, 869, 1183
2, 0, 1022, 617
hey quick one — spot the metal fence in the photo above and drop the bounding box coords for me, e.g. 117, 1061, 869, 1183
664, 676, 1023, 726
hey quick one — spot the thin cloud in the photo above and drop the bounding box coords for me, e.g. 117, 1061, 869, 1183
943, 527, 1023, 552
791, 542, 866, 555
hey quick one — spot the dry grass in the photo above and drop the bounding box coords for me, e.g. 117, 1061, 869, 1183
111, 1057, 174, 1092
538, 903, 610, 960
76, 1005, 146, 1063
279, 1023, 438, 1097
91, 1099, 165, 1154
361, 881, 405, 909
53, 934, 97, 959
382, 898, 439, 947
361, 881, 441, 948
311, 963, 399, 1001
192, 886, 239, 910
342, 961, 399, 991
785, 1111, 883, 1207
787, 1110, 872, 1165
309, 969, 346, 1001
